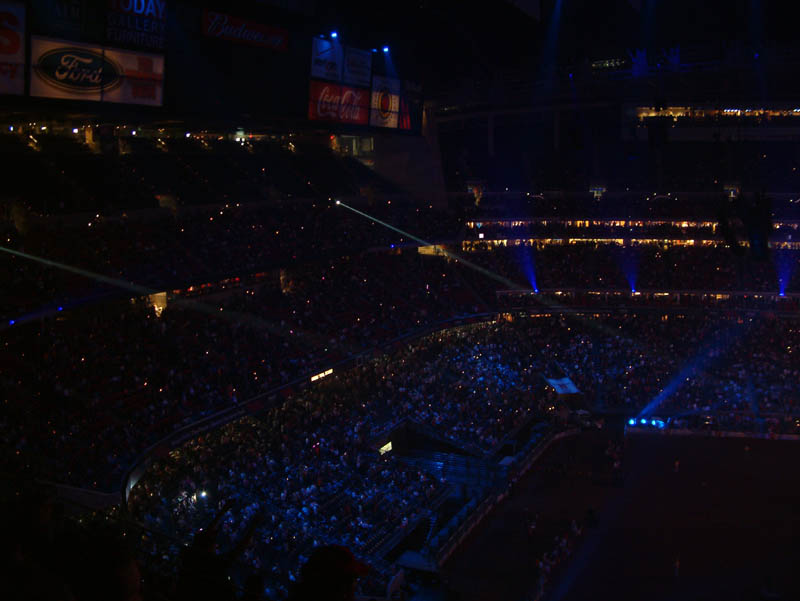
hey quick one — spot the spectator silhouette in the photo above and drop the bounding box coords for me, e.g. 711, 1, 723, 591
287, 545, 369, 601
176, 499, 261, 601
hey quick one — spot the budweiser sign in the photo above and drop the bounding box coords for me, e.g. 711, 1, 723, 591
308, 80, 369, 125
202, 10, 288, 51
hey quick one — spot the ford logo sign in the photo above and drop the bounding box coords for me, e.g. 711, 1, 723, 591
35, 48, 122, 93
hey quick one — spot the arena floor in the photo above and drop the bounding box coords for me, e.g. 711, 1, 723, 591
437, 431, 800, 601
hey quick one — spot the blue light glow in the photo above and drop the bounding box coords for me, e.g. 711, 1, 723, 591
617, 246, 639, 296
331, 31, 337, 38
383, 46, 389, 53
514, 244, 538, 293
640, 321, 745, 417
9, 320, 15, 325
651, 419, 657, 426
775, 250, 795, 297
640, 418, 647, 425
58, 306, 63, 311
628, 418, 636, 426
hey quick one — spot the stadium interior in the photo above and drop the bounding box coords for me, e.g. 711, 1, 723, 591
2, 1, 800, 600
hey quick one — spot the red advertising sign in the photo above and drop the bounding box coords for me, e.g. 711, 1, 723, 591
202, 9, 288, 51
308, 80, 369, 126
0, 2, 24, 95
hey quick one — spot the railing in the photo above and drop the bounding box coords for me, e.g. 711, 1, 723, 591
430, 428, 578, 567
627, 426, 800, 441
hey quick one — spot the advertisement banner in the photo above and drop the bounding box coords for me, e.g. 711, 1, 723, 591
30, 37, 164, 105
310, 37, 342, 81
369, 76, 401, 128
308, 80, 369, 125
202, 10, 288, 51
106, 0, 167, 50
399, 80, 423, 131
342, 46, 371, 87
0, 2, 24, 95
30, 0, 104, 42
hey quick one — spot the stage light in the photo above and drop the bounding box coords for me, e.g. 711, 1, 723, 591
335, 200, 341, 205
651, 420, 657, 426
383, 46, 389, 53
628, 418, 636, 426
331, 31, 337, 38
58, 306, 63, 311
9, 320, 15, 325
200, 491, 207, 498
131, 130, 137, 135
8, 126, 13, 131
72, 128, 78, 134
371, 48, 377, 53
185, 132, 191, 138
640, 418, 647, 425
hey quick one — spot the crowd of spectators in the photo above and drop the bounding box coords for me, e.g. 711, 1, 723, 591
5, 251, 800, 491
5, 136, 800, 599
459, 243, 800, 293
1, 200, 460, 320
1, 131, 400, 214
123, 312, 800, 597
1, 247, 493, 490
128, 322, 555, 598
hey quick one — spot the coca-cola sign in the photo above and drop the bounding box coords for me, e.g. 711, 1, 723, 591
308, 80, 369, 125
202, 9, 287, 51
